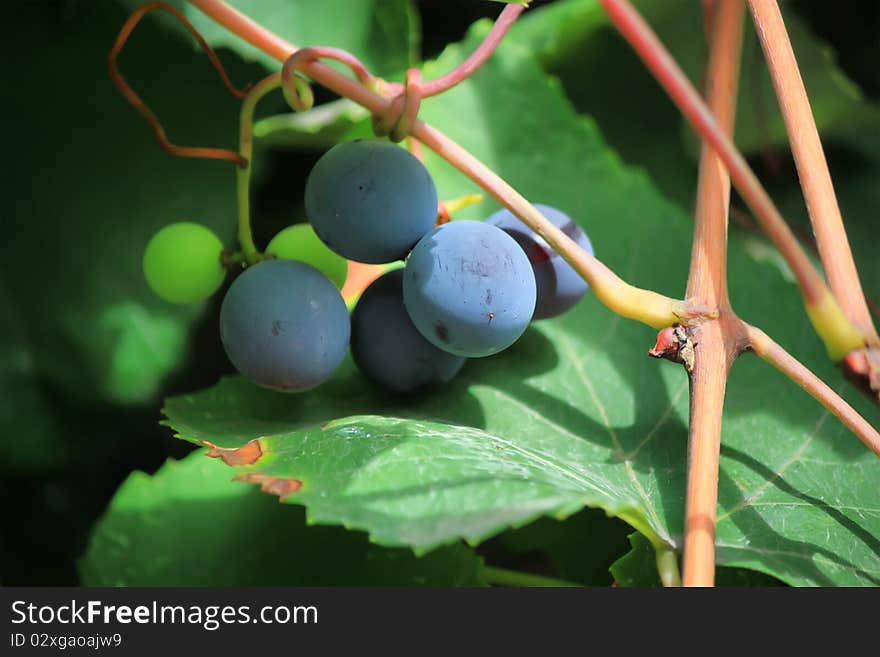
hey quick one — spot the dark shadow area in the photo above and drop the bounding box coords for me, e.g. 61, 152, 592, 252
479, 507, 633, 586
796, 0, 880, 99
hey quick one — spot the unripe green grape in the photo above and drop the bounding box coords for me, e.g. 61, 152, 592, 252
265, 224, 348, 289
143, 222, 226, 304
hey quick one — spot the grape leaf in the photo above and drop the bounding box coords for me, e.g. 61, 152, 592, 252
116, 0, 417, 76
163, 20, 880, 586
609, 533, 661, 587
79, 450, 484, 586
184, 412, 657, 551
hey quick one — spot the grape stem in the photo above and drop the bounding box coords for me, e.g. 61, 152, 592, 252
237, 73, 282, 265
185, 0, 698, 330
655, 546, 682, 587
607, 0, 880, 587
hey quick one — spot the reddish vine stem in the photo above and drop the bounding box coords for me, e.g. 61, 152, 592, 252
747, 0, 876, 340
419, 3, 524, 97
108, 2, 247, 166
598, 0, 864, 362
681, 0, 745, 588
747, 326, 880, 456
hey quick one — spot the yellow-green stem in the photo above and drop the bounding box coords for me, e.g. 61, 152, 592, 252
480, 566, 581, 588
237, 73, 282, 264
807, 289, 867, 361
655, 546, 682, 587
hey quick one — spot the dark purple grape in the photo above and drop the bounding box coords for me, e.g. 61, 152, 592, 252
403, 221, 536, 358
487, 204, 594, 319
352, 270, 466, 393
220, 260, 349, 392
305, 139, 438, 264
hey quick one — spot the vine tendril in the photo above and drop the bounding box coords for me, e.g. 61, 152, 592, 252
108, 1, 248, 166
281, 47, 375, 112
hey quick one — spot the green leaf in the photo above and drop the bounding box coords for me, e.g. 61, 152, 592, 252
164, 20, 880, 586
189, 413, 652, 551
116, 0, 418, 76
80, 450, 484, 586
507, 0, 608, 67
254, 99, 370, 150
609, 533, 662, 587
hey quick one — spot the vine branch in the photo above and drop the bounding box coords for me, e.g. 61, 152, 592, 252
747, 326, 880, 456
747, 0, 875, 340
681, 0, 745, 588
598, 0, 865, 362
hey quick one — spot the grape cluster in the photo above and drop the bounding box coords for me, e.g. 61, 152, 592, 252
142, 138, 594, 394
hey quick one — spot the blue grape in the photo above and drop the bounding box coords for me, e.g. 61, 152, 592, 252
403, 221, 536, 358
352, 270, 466, 393
305, 139, 438, 264
486, 204, 594, 320
220, 260, 350, 392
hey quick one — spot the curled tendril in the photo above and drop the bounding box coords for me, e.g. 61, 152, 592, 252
281, 47, 375, 112
277, 4, 525, 143
281, 47, 424, 142
108, 2, 248, 166
373, 69, 423, 142
280, 47, 422, 141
